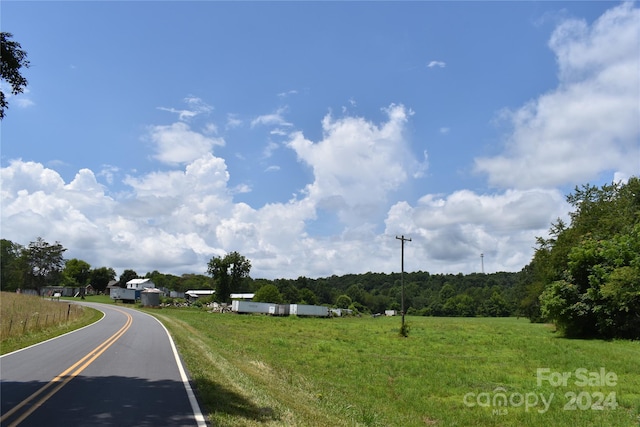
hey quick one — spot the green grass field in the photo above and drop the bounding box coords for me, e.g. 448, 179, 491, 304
2, 293, 637, 426
146, 309, 640, 427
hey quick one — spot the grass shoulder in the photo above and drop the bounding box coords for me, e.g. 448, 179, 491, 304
1, 292, 103, 355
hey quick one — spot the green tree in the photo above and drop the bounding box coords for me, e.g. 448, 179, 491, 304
1, 32, 30, 119
346, 283, 367, 305
299, 288, 318, 305
439, 283, 456, 301
479, 291, 511, 317
90, 267, 116, 293
177, 274, 212, 293
335, 294, 352, 309
207, 251, 251, 303
535, 177, 640, 339
64, 258, 92, 287
253, 284, 282, 303
25, 237, 67, 292
277, 281, 300, 304
118, 269, 139, 287
0, 239, 24, 291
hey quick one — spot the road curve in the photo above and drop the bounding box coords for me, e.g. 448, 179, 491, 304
1, 302, 207, 427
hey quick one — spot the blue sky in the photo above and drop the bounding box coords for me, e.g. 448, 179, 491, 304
2, 1, 638, 279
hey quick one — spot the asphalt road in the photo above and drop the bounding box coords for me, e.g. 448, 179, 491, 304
1, 302, 207, 427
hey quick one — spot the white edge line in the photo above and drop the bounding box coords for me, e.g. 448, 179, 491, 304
1, 304, 106, 358
147, 313, 208, 427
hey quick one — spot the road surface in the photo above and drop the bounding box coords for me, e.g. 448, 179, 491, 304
1, 302, 207, 427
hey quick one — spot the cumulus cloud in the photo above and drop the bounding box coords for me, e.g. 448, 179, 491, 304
475, 2, 640, 189
147, 122, 225, 165
1, 104, 426, 278
4, 96, 570, 278
287, 104, 424, 226
384, 189, 570, 273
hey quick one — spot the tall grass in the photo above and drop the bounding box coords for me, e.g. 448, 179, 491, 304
0, 292, 101, 354
148, 310, 640, 427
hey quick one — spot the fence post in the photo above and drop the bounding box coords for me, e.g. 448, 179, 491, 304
67, 304, 71, 321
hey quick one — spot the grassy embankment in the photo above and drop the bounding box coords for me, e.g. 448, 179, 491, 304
147, 309, 640, 427
0, 292, 102, 354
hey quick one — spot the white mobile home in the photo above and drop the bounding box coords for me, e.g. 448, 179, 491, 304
126, 278, 155, 290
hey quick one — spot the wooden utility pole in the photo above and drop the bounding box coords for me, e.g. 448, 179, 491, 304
396, 235, 411, 332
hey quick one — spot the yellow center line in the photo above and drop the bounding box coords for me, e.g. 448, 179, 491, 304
1, 308, 133, 426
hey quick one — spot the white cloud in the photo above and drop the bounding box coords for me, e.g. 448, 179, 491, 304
277, 89, 298, 98
0, 152, 569, 279
1, 104, 427, 278
383, 189, 570, 273
147, 122, 225, 165
251, 107, 293, 128
226, 113, 242, 129
427, 60, 446, 68
232, 183, 252, 194
270, 128, 288, 136
158, 97, 213, 121
1, 159, 64, 195
15, 97, 35, 109
0, 84, 34, 109
287, 104, 424, 226
475, 2, 640, 189
98, 165, 119, 185
263, 141, 279, 158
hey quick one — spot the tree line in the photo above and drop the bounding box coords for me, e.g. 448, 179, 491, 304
521, 177, 640, 339
0, 237, 521, 317
0, 241, 216, 295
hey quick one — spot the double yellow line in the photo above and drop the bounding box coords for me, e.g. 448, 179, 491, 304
1, 308, 133, 427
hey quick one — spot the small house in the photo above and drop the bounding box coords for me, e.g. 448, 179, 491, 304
126, 278, 155, 290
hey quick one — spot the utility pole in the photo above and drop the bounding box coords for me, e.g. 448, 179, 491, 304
396, 235, 411, 333
481, 253, 484, 274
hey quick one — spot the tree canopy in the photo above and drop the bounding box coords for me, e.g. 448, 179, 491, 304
64, 258, 92, 287
207, 251, 251, 303
1, 239, 25, 291
528, 177, 640, 339
90, 267, 117, 292
253, 284, 282, 304
0, 32, 30, 119
24, 238, 66, 292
